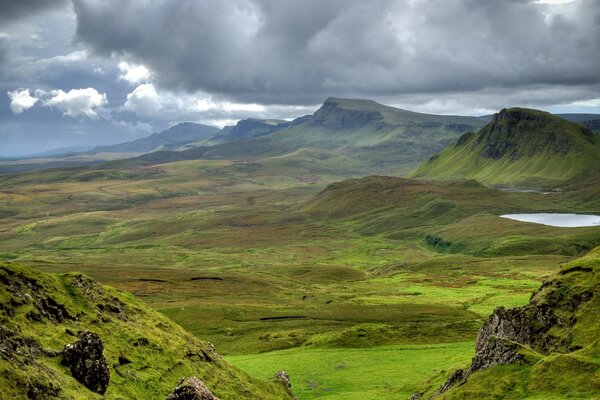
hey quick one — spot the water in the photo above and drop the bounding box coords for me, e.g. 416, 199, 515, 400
500, 213, 600, 228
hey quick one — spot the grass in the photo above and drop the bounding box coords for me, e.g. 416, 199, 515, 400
227, 342, 474, 399
410, 108, 600, 187
0, 152, 598, 398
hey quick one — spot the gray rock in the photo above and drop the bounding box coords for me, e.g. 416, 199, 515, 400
274, 370, 291, 389
166, 377, 220, 400
62, 331, 110, 394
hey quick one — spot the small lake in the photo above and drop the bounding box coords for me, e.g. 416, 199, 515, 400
500, 213, 600, 228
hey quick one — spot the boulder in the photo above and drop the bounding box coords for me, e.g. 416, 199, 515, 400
62, 331, 110, 394
166, 377, 220, 400
274, 370, 291, 389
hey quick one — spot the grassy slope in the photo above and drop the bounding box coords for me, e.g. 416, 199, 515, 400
428, 246, 600, 399
410, 108, 600, 187
0, 262, 293, 400
303, 176, 600, 256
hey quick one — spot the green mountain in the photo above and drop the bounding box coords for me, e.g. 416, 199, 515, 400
92, 122, 220, 154
410, 108, 600, 187
129, 98, 486, 173
0, 262, 294, 399
414, 245, 600, 399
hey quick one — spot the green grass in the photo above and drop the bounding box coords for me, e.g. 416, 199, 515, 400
227, 342, 474, 399
0, 151, 598, 399
410, 108, 600, 187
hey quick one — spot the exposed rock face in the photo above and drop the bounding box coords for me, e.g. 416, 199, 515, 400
274, 370, 291, 389
469, 305, 558, 372
311, 99, 384, 129
476, 108, 578, 160
437, 368, 466, 394
437, 261, 597, 395
62, 331, 110, 394
166, 377, 220, 400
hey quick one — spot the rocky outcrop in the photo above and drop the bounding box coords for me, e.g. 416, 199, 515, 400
274, 370, 291, 389
62, 331, 110, 394
476, 108, 579, 160
469, 305, 559, 372
435, 259, 597, 396
166, 377, 220, 400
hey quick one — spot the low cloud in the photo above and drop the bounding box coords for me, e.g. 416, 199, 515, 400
7, 88, 38, 113
42, 87, 108, 117
118, 61, 151, 85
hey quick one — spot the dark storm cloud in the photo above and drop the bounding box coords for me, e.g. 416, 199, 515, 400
0, 0, 70, 24
72, 0, 600, 105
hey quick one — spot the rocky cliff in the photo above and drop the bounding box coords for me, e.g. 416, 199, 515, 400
416, 246, 600, 399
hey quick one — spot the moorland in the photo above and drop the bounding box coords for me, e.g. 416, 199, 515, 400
1, 98, 599, 399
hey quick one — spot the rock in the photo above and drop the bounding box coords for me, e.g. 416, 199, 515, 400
469, 304, 558, 373
62, 331, 110, 394
166, 377, 220, 400
274, 370, 291, 389
437, 369, 465, 394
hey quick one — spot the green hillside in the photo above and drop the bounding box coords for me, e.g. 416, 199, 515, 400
414, 245, 600, 399
410, 108, 600, 187
0, 262, 294, 399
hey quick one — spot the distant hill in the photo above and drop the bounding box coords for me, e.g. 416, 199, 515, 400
0, 262, 294, 399
92, 122, 219, 154
128, 97, 486, 173
207, 118, 291, 145
410, 108, 600, 187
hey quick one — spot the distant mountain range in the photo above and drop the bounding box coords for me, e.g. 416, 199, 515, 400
91, 122, 220, 154
410, 108, 600, 187
121, 97, 487, 173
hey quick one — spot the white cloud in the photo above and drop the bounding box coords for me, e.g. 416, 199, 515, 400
118, 61, 151, 84
112, 119, 153, 133
7, 89, 39, 113
43, 87, 107, 117
123, 83, 163, 116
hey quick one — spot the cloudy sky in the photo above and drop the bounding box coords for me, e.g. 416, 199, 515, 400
1, 0, 599, 156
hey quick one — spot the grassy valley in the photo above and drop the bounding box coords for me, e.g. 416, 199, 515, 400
0, 102, 598, 399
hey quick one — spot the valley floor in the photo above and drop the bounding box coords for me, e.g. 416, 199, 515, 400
1, 158, 598, 399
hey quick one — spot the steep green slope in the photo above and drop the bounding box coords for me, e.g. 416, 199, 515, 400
413, 246, 600, 399
127, 98, 485, 173
410, 108, 600, 187
0, 262, 293, 399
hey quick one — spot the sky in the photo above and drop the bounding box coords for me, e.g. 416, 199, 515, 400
1, 0, 599, 157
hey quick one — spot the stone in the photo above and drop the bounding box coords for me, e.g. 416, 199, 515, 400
274, 370, 291, 389
62, 331, 110, 394
166, 377, 220, 400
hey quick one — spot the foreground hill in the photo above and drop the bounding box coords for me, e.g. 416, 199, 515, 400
0, 262, 294, 399
410, 108, 600, 187
126, 98, 486, 173
413, 246, 600, 399
92, 122, 219, 154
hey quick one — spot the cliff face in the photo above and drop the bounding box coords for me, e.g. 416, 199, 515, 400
431, 247, 600, 399
310, 99, 385, 130
0, 262, 294, 400
475, 108, 584, 160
